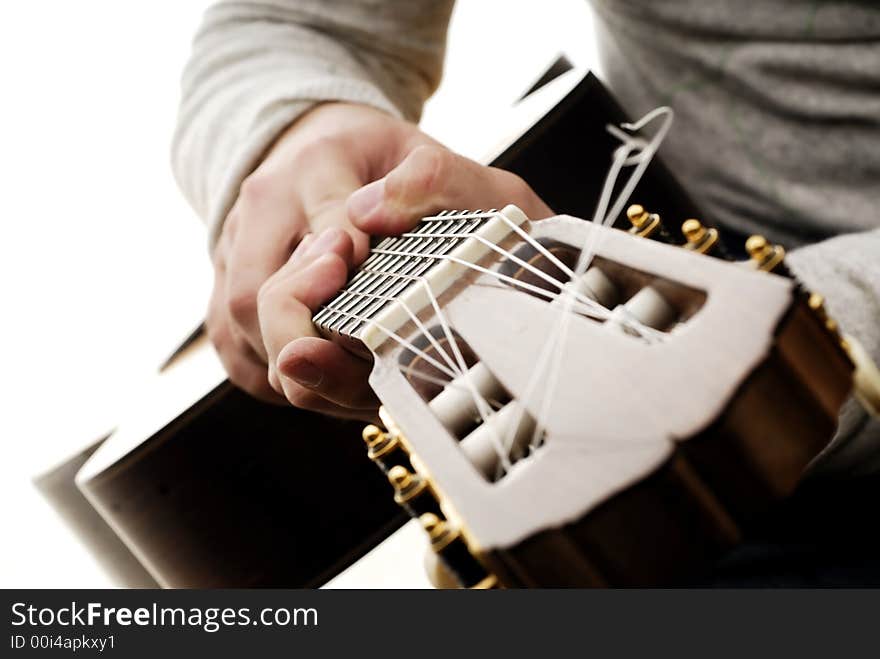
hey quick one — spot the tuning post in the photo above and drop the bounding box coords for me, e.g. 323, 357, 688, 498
681, 219, 720, 254
745, 235, 788, 274
387, 465, 442, 517
420, 513, 493, 589
626, 204, 664, 239
362, 424, 412, 473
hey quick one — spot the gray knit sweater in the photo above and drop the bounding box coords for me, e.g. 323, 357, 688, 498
172, 0, 880, 477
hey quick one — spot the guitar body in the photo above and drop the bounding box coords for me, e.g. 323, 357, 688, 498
71, 67, 764, 588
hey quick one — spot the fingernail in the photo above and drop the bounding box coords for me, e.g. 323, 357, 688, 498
348, 179, 385, 221
285, 358, 323, 388
306, 227, 343, 257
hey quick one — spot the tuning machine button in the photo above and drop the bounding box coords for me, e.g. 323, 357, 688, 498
626, 204, 673, 243
681, 219, 718, 253
745, 235, 790, 276
362, 424, 412, 473
420, 513, 493, 589
387, 465, 443, 518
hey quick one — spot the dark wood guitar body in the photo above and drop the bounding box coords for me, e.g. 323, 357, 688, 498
80, 382, 404, 587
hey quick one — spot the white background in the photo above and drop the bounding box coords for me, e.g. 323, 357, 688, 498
0, 1, 597, 588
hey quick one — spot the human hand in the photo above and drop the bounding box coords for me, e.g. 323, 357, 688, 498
207, 102, 435, 404
258, 128, 553, 419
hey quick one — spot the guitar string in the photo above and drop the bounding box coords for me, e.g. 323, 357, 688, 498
332, 257, 640, 472
396, 230, 610, 318
325, 288, 464, 378
368, 232, 665, 341
522, 107, 675, 457
498, 132, 650, 461
321, 245, 512, 467
321, 299, 515, 469
359, 267, 608, 320
320, 109, 671, 477
334, 193, 665, 473
400, 366, 508, 412
342, 225, 653, 474
332, 266, 512, 466
368, 246, 648, 329
419, 275, 513, 472
421, 207, 581, 281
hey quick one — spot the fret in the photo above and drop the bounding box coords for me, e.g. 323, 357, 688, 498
342, 212, 487, 335
338, 216, 479, 337
333, 216, 468, 336
325, 219, 451, 334
315, 210, 498, 340
313, 220, 439, 329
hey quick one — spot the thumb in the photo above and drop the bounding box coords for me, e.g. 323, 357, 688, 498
347, 145, 552, 235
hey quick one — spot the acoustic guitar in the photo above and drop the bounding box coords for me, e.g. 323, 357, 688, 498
60, 62, 879, 588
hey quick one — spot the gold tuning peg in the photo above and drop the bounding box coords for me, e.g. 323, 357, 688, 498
419, 513, 494, 588
362, 423, 411, 472
361, 424, 385, 448
387, 465, 431, 508
626, 204, 662, 238
746, 235, 786, 273
681, 219, 719, 254
421, 513, 456, 552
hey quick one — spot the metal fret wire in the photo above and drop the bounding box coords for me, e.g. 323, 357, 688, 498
316, 211, 486, 336
324, 288, 463, 376
322, 216, 456, 333
367, 247, 621, 324
337, 216, 481, 336
397, 230, 610, 317
312, 217, 441, 328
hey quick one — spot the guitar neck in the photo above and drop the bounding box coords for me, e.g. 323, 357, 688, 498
313, 209, 503, 343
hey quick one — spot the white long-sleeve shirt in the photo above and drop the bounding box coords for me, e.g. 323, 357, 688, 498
172, 0, 880, 476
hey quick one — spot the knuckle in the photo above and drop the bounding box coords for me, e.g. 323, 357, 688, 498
496, 168, 530, 195
238, 171, 275, 205
226, 284, 259, 326
205, 313, 228, 350
290, 135, 345, 168
256, 276, 280, 310
206, 324, 225, 351
223, 356, 252, 389
390, 145, 449, 200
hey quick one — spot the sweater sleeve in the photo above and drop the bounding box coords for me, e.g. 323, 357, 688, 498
788, 229, 880, 478
171, 0, 455, 245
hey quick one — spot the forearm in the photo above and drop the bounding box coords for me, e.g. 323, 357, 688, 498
171, 0, 454, 245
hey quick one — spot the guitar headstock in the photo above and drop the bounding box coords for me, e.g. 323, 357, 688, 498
315, 204, 858, 587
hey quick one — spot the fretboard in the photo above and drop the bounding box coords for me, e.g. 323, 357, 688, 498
313, 210, 499, 342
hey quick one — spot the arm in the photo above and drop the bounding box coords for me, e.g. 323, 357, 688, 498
172, 0, 551, 412
172, 0, 455, 244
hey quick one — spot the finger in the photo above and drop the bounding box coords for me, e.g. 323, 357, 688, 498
225, 177, 304, 362
295, 141, 371, 263
277, 337, 377, 409
274, 382, 379, 422
260, 228, 354, 394
347, 144, 553, 235
308, 199, 371, 264
207, 304, 286, 404
258, 250, 349, 388
274, 226, 354, 283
